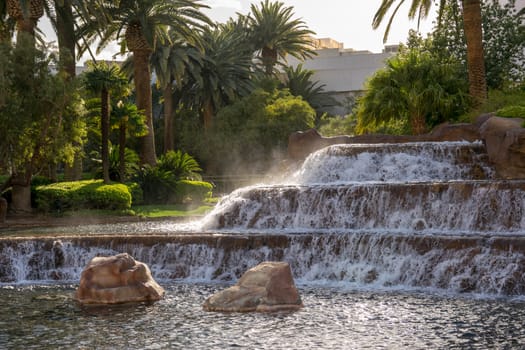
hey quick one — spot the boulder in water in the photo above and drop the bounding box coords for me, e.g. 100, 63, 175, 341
203, 261, 303, 312
74, 253, 164, 305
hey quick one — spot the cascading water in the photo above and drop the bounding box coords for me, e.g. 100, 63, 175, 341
2, 141, 525, 296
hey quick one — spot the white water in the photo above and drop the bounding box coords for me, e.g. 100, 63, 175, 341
201, 142, 524, 234
293, 141, 493, 184
2, 141, 525, 296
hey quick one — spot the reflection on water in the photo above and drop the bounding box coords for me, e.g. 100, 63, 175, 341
1, 283, 524, 349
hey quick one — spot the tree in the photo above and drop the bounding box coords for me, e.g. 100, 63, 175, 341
206, 88, 316, 174
111, 99, 147, 181
247, 0, 316, 75
183, 21, 255, 130
356, 44, 469, 135
82, 0, 212, 166
433, 0, 525, 89
372, 0, 487, 104
0, 40, 84, 212
0, 0, 16, 42
282, 63, 338, 122
82, 62, 128, 183
148, 31, 204, 151
6, 0, 44, 43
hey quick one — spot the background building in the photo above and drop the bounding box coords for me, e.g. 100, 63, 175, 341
287, 38, 397, 116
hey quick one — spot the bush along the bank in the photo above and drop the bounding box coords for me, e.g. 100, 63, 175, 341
35, 180, 132, 212
134, 150, 213, 205
172, 180, 213, 204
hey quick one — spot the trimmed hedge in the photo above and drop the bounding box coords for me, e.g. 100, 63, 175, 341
35, 180, 132, 212
173, 180, 213, 204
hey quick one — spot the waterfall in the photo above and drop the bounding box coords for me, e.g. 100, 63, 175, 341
2, 141, 525, 296
1, 234, 524, 295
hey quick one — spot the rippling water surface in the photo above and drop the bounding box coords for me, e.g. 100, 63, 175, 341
1, 283, 524, 349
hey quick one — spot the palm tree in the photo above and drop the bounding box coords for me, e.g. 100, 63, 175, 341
6, 0, 43, 40
184, 21, 255, 130
82, 62, 128, 183
0, 0, 16, 43
111, 99, 147, 181
372, 0, 487, 103
282, 63, 337, 119
82, 0, 212, 166
247, 0, 316, 75
357, 48, 468, 135
149, 31, 204, 152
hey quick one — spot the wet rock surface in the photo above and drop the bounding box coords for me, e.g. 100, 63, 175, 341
74, 253, 164, 305
203, 261, 303, 312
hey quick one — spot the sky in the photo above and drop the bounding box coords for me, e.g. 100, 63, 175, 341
40, 0, 438, 63
203, 0, 437, 53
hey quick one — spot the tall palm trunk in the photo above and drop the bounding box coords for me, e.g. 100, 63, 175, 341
55, 0, 75, 79
410, 112, 427, 135
101, 88, 110, 183
119, 117, 128, 182
203, 98, 214, 131
133, 49, 156, 166
125, 22, 156, 165
56, 0, 83, 181
262, 46, 277, 75
163, 84, 174, 152
462, 0, 487, 104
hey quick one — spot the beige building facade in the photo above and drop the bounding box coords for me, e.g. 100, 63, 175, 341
287, 38, 397, 115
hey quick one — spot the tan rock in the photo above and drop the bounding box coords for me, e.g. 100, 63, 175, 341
479, 116, 525, 179
203, 261, 303, 312
74, 253, 164, 305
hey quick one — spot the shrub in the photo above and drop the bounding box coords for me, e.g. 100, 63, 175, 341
173, 180, 213, 204
496, 105, 525, 119
157, 150, 202, 180
35, 180, 131, 212
133, 165, 177, 204
125, 182, 143, 205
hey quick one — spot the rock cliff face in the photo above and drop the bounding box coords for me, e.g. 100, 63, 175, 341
74, 253, 164, 305
203, 261, 303, 312
288, 115, 525, 179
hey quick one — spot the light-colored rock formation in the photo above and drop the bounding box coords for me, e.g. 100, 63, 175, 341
75, 253, 164, 304
479, 116, 525, 179
203, 261, 303, 312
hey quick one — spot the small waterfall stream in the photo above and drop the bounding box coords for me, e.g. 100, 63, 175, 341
1, 141, 525, 296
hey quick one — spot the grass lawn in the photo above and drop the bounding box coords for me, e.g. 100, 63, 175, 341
132, 203, 215, 218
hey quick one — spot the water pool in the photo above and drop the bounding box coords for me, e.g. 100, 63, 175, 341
1, 283, 524, 349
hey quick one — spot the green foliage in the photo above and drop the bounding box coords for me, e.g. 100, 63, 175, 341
0, 39, 84, 180
247, 0, 316, 74
157, 150, 202, 181
81, 62, 129, 97
282, 64, 338, 120
468, 87, 525, 120
203, 88, 316, 174
125, 182, 144, 205
495, 106, 525, 119
92, 145, 140, 182
173, 180, 213, 204
134, 165, 177, 204
356, 42, 470, 135
318, 115, 358, 137
35, 180, 132, 213
133, 151, 209, 204
432, 0, 525, 89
